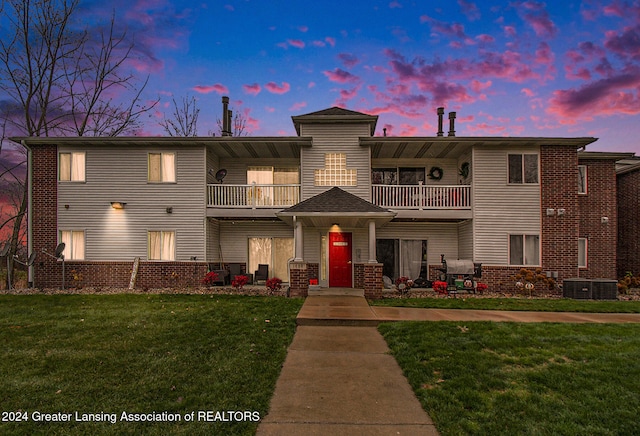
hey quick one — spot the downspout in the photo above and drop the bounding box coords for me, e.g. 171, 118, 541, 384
21, 140, 34, 287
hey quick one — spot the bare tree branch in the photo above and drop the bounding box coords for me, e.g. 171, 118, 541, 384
159, 95, 200, 137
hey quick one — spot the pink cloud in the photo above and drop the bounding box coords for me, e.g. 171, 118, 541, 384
389, 1, 402, 8
605, 25, 640, 60
193, 83, 228, 94
243, 83, 261, 96
323, 68, 360, 84
264, 106, 276, 113
289, 101, 307, 111
521, 88, 536, 97
458, 0, 481, 21
548, 66, 640, 118
476, 34, 495, 43
265, 81, 291, 94
288, 39, 305, 49
337, 53, 359, 68
470, 80, 491, 93
516, 0, 557, 37
325, 37, 336, 47
503, 26, 517, 37
420, 15, 469, 40
298, 25, 309, 32
311, 40, 326, 47
308, 81, 316, 88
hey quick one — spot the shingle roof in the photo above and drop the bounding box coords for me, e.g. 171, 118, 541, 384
295, 107, 372, 117
281, 187, 390, 213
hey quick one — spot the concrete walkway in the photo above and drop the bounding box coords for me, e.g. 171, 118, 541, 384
257, 291, 640, 435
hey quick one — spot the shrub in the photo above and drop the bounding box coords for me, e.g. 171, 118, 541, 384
432, 280, 448, 295
202, 271, 219, 287
476, 282, 488, 293
232, 275, 249, 290
266, 277, 283, 292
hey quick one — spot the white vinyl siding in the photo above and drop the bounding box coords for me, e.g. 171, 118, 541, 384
58, 145, 206, 261
60, 230, 85, 260
59, 152, 85, 182
473, 145, 541, 264
299, 123, 371, 200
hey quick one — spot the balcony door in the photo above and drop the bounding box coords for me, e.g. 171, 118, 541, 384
247, 166, 299, 206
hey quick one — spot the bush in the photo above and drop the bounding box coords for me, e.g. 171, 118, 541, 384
232, 275, 249, 290
618, 272, 640, 294
266, 277, 283, 292
201, 271, 219, 287
432, 280, 448, 295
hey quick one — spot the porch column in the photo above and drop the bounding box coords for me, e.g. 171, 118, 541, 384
368, 220, 377, 263
294, 216, 304, 262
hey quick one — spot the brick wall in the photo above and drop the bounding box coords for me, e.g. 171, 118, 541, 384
31, 144, 61, 288
578, 159, 617, 279
289, 262, 308, 297
540, 145, 579, 281
617, 168, 640, 277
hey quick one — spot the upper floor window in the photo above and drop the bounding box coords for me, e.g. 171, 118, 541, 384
60, 230, 85, 260
508, 154, 538, 184
148, 231, 175, 260
59, 152, 85, 182
578, 165, 587, 194
148, 153, 175, 182
315, 153, 356, 186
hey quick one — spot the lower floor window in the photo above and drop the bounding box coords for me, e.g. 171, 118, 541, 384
509, 234, 540, 266
60, 230, 85, 260
578, 238, 588, 268
248, 237, 294, 280
376, 239, 428, 280
148, 231, 175, 260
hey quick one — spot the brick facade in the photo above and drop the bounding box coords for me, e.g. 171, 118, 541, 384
578, 159, 618, 279
540, 145, 579, 282
617, 167, 640, 277
288, 262, 308, 297
354, 263, 383, 299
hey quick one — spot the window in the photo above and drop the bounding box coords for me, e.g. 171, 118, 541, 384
371, 168, 397, 185
376, 239, 428, 280
59, 152, 86, 181
247, 166, 299, 205
148, 231, 175, 260
509, 234, 540, 265
578, 238, 588, 268
60, 230, 85, 260
314, 153, 356, 186
399, 167, 426, 185
248, 237, 294, 280
508, 154, 538, 184
578, 165, 588, 194
148, 153, 176, 182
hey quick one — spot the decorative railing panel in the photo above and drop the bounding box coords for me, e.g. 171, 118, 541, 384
372, 184, 471, 209
207, 184, 300, 208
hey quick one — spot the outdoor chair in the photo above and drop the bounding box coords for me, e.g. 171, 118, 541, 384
254, 264, 269, 284
229, 262, 252, 284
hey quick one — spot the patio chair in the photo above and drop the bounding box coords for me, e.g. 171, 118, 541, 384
254, 264, 269, 284
229, 262, 252, 284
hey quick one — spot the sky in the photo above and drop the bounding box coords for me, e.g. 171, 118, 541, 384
11, 0, 640, 154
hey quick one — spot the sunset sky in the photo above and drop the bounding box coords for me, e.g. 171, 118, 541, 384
8, 0, 640, 154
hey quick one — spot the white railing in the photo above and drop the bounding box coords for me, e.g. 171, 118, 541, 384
372, 183, 471, 209
207, 184, 300, 208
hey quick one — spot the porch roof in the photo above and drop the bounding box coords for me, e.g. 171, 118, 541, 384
276, 187, 396, 228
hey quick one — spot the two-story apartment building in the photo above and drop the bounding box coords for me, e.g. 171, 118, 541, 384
14, 104, 631, 297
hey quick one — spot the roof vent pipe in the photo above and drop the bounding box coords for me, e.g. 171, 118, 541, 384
448, 111, 456, 137
221, 96, 230, 136
437, 107, 444, 136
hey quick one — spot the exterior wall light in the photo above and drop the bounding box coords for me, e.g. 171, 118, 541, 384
111, 202, 126, 210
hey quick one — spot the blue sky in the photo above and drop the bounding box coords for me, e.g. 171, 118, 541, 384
39, 1, 640, 153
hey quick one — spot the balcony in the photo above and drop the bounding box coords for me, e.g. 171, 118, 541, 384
372, 184, 471, 210
207, 184, 300, 208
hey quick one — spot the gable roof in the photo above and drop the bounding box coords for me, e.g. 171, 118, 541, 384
276, 187, 395, 227
291, 107, 378, 136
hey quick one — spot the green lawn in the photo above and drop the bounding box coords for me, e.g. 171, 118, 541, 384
370, 296, 640, 312
379, 321, 640, 435
0, 294, 303, 436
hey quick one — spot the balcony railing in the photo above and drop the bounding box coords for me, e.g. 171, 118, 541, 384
372, 183, 471, 209
207, 183, 300, 208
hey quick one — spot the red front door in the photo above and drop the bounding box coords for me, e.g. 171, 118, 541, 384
329, 232, 352, 287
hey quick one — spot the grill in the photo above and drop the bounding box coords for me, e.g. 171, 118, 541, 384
438, 254, 482, 293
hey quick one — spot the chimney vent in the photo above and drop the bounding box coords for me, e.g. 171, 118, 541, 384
383, 127, 387, 137
437, 107, 444, 136
221, 96, 231, 136
448, 111, 456, 137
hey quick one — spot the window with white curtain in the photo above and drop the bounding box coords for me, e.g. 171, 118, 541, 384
376, 239, 427, 280
148, 231, 175, 260
59, 152, 86, 181
60, 230, 85, 260
509, 234, 540, 265
148, 153, 176, 182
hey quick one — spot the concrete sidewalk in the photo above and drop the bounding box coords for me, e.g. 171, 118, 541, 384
258, 292, 640, 435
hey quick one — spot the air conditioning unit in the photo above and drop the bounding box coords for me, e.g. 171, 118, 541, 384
562, 279, 592, 299
591, 279, 617, 300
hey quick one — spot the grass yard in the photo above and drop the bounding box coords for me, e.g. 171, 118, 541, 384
0, 294, 303, 436
370, 296, 640, 312
379, 321, 640, 435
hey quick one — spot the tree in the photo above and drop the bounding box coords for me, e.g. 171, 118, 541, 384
214, 110, 248, 136
159, 95, 200, 137
0, 0, 158, 287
